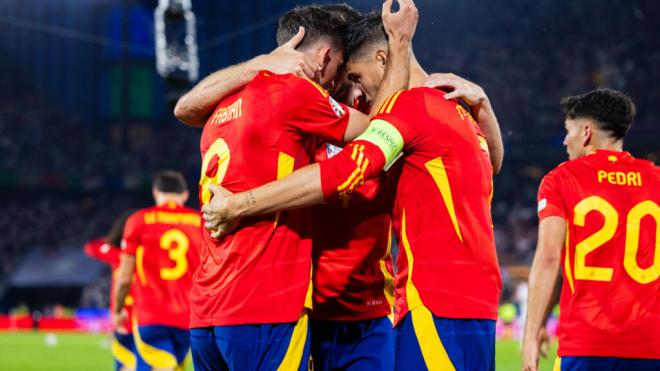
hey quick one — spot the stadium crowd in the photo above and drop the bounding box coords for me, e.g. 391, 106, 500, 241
0, 0, 658, 307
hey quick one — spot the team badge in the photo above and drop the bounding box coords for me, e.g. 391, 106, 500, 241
328, 96, 345, 117
326, 143, 343, 158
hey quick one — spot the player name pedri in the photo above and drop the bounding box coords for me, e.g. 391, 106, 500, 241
211, 98, 242, 125
144, 211, 201, 227
597, 170, 642, 187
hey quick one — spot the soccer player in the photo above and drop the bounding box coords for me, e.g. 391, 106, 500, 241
308, 5, 397, 371
114, 170, 201, 371
176, 2, 418, 370
84, 211, 138, 371
522, 89, 660, 371
202, 14, 505, 371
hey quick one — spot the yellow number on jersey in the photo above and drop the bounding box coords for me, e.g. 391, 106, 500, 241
624, 201, 660, 284
159, 229, 189, 281
573, 196, 617, 281
200, 138, 230, 205
573, 197, 660, 284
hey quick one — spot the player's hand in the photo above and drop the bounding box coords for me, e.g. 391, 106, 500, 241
382, 0, 418, 44
423, 73, 489, 107
113, 309, 128, 335
537, 327, 551, 358
521, 336, 540, 371
202, 185, 240, 239
255, 27, 319, 79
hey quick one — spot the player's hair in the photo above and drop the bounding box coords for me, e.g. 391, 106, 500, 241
105, 210, 134, 247
276, 5, 348, 51
561, 88, 636, 140
318, 3, 362, 25
153, 170, 188, 194
346, 12, 387, 61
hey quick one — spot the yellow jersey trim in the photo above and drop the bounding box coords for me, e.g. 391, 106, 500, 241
401, 210, 423, 309
425, 157, 464, 243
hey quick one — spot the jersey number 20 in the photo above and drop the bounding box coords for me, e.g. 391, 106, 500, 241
574, 196, 660, 284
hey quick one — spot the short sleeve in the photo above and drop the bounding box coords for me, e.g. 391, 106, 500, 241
286, 77, 350, 144
121, 212, 143, 256
537, 169, 568, 220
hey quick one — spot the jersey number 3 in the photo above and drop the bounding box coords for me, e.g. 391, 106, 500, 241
159, 229, 189, 281
574, 196, 660, 284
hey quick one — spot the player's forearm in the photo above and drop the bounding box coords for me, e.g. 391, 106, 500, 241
474, 98, 504, 174
113, 280, 131, 314
229, 163, 324, 219
174, 57, 263, 127
524, 246, 561, 343
370, 42, 411, 119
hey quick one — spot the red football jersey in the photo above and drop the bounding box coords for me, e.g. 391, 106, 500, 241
537, 150, 660, 359
311, 143, 394, 321
191, 71, 350, 327
319, 88, 501, 325
84, 238, 135, 334
121, 203, 201, 329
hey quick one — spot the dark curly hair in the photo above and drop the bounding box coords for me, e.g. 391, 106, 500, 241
561, 88, 636, 140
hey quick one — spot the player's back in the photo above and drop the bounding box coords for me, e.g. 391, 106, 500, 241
375, 87, 501, 323
540, 150, 660, 358
193, 71, 350, 327
123, 203, 201, 329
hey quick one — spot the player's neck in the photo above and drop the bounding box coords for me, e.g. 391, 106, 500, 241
155, 198, 184, 207
409, 55, 428, 89
586, 139, 624, 154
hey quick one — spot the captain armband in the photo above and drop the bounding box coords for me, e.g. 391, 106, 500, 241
354, 119, 404, 171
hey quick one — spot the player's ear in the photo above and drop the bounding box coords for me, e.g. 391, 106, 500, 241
376, 49, 387, 69
582, 121, 593, 147
182, 191, 190, 204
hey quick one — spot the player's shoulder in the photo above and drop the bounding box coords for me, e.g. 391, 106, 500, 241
542, 160, 573, 184
126, 208, 148, 225
381, 87, 458, 117
264, 71, 330, 97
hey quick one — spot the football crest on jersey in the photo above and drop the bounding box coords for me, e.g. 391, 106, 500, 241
326, 143, 343, 158
328, 96, 345, 117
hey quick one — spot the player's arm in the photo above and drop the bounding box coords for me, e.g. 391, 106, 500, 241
423, 73, 504, 173
174, 27, 317, 127
368, 0, 417, 120
113, 253, 134, 333
84, 239, 121, 266
203, 115, 404, 237
522, 216, 565, 371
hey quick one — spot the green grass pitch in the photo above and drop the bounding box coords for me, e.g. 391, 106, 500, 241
0, 331, 558, 370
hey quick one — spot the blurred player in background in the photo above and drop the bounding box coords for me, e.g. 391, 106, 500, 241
84, 210, 138, 371
202, 10, 505, 371
523, 89, 660, 371
114, 170, 201, 371
174, 1, 416, 369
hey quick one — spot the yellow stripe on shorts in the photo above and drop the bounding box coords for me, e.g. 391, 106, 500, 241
277, 311, 309, 371
411, 306, 456, 371
553, 356, 562, 371
111, 337, 136, 370
132, 320, 178, 369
